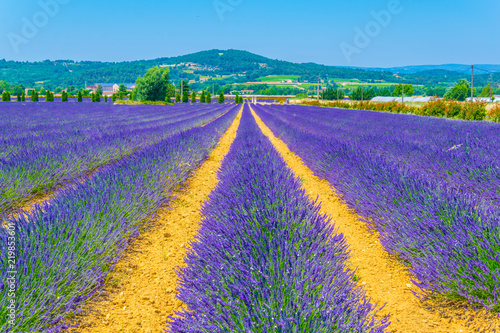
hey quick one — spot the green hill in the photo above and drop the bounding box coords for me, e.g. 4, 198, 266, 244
0, 49, 396, 89
1, 49, 498, 90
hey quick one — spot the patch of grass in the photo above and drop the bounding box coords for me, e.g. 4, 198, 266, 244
256, 75, 300, 82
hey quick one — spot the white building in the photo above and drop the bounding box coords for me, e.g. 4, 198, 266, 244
465, 97, 493, 103
371, 96, 435, 102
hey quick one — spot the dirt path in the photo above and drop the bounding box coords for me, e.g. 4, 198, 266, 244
250, 107, 489, 333
67, 109, 242, 333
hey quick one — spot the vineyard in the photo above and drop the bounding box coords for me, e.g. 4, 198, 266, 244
1, 102, 500, 332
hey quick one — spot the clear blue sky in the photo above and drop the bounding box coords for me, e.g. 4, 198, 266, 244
1, 0, 498, 67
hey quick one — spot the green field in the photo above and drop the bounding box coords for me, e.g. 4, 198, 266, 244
257, 75, 300, 82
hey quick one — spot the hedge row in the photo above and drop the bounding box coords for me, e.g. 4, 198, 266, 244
299, 100, 500, 122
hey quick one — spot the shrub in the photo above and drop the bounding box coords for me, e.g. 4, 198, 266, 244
487, 104, 500, 122
444, 100, 462, 118
2, 91, 11, 102
423, 99, 446, 117
460, 102, 486, 121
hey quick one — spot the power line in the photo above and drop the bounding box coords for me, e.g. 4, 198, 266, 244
474, 66, 498, 74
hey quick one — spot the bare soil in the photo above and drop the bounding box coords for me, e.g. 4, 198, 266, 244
65, 110, 242, 333
250, 106, 500, 333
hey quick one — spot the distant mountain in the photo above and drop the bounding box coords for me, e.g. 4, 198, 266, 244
365, 64, 500, 75
0, 50, 498, 89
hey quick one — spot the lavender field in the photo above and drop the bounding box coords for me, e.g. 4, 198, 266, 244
253, 103, 500, 311
170, 105, 388, 332
0, 103, 239, 332
1, 101, 499, 333
0, 103, 230, 216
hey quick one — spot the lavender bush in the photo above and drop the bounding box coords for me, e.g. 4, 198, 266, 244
0, 103, 231, 216
253, 104, 500, 311
0, 105, 239, 332
169, 105, 388, 332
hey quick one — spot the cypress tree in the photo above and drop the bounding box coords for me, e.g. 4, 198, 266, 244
218, 92, 225, 104
191, 91, 196, 103
17, 94, 21, 102
175, 93, 181, 103
112, 94, 117, 102
2, 91, 9, 102
77, 90, 83, 102
182, 90, 189, 103
104, 95, 108, 103
128, 92, 134, 102
207, 92, 211, 103
62, 91, 68, 102
21, 92, 26, 102
165, 92, 172, 103
200, 91, 206, 103
235, 93, 240, 104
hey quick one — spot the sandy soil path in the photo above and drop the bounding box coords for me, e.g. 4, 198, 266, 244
66, 109, 242, 333
250, 106, 497, 333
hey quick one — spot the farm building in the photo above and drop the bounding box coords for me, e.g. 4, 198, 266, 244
86, 83, 135, 95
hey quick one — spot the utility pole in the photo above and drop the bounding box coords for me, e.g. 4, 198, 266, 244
471, 65, 474, 102
361, 86, 364, 102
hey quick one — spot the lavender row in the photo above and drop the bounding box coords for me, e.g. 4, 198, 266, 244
259, 104, 500, 205
1, 103, 229, 160
0, 103, 223, 155
0, 105, 240, 333
169, 105, 388, 332
0, 103, 231, 215
253, 104, 500, 310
